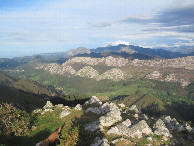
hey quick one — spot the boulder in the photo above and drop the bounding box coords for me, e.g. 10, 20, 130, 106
55, 104, 63, 108
85, 102, 119, 115
108, 120, 152, 138
154, 119, 172, 137
91, 137, 109, 146
43, 101, 53, 109
118, 103, 125, 108
41, 109, 54, 114
60, 109, 70, 118
85, 96, 102, 105
99, 108, 122, 127
128, 105, 141, 113
75, 104, 82, 110
107, 119, 131, 135
184, 122, 192, 132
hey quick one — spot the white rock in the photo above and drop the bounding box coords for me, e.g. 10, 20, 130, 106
118, 103, 125, 108
85, 102, 119, 115
122, 119, 131, 127
75, 104, 82, 110
185, 123, 192, 132
128, 105, 141, 113
134, 114, 139, 119
43, 101, 53, 109
141, 114, 149, 120
99, 109, 122, 127
108, 120, 152, 138
163, 116, 172, 124
85, 96, 102, 105
60, 109, 70, 118
33, 109, 42, 113
55, 104, 63, 108
41, 109, 54, 114
107, 126, 121, 135
154, 119, 172, 137
147, 137, 153, 142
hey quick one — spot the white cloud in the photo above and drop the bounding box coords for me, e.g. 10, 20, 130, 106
108, 40, 130, 46
173, 41, 194, 47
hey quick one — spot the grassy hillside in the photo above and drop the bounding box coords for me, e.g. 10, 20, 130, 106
3, 66, 194, 122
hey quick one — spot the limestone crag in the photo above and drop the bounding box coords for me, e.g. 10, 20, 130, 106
75, 66, 131, 81
145, 71, 163, 80
85, 101, 122, 131
153, 119, 172, 138
35, 63, 76, 76
97, 68, 131, 81
43, 101, 53, 109
145, 71, 191, 86
75, 66, 99, 79
85, 96, 102, 105
164, 73, 191, 86
64, 56, 194, 70
64, 56, 129, 67
131, 56, 194, 70
86, 102, 120, 115
107, 120, 152, 138
99, 107, 122, 127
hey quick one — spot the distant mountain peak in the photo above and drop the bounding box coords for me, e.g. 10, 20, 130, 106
30, 55, 46, 64
67, 47, 91, 56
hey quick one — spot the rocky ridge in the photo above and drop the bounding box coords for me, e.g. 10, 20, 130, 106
35, 63, 131, 81
35, 63, 76, 76
145, 71, 191, 86
36, 96, 194, 146
64, 56, 194, 70
34, 56, 194, 85
75, 66, 131, 81
132, 56, 194, 70
64, 56, 129, 67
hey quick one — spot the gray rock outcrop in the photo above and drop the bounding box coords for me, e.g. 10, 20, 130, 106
43, 101, 53, 109
154, 119, 172, 138
74, 104, 82, 110
108, 120, 152, 138
85, 96, 102, 105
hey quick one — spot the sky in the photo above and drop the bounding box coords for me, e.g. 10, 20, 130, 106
0, 0, 194, 58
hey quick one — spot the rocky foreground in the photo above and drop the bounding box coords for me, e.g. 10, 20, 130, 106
35, 96, 194, 146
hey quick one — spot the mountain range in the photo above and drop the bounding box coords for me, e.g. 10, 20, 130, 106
1, 44, 193, 69
0, 43, 194, 145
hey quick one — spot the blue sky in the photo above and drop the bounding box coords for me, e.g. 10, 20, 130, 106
0, 0, 194, 58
